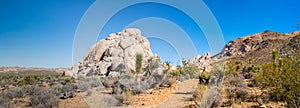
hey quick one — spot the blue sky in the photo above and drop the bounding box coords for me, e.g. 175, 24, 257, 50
0, 0, 299, 68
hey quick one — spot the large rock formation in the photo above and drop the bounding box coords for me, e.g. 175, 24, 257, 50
188, 53, 212, 72
72, 28, 157, 78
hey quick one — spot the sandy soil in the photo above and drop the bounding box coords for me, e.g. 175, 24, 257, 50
153, 79, 199, 108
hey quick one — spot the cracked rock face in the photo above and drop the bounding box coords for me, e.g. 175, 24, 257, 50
188, 53, 212, 72
72, 28, 154, 78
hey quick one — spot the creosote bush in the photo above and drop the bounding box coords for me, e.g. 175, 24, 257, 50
29, 86, 59, 108
254, 50, 300, 107
169, 58, 201, 80
181, 58, 201, 79
199, 72, 210, 85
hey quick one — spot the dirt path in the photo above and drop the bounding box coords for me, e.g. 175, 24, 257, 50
153, 79, 199, 108
79, 79, 199, 108
83, 88, 129, 108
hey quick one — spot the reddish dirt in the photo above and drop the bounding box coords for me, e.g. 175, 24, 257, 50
153, 79, 199, 108
59, 93, 89, 108
128, 84, 177, 107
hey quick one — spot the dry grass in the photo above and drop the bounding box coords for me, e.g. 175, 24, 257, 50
192, 84, 206, 105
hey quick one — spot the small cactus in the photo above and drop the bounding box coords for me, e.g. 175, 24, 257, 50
279, 58, 283, 67
272, 49, 278, 61
135, 53, 143, 73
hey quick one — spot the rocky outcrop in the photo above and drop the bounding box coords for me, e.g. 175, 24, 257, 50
188, 53, 212, 72
72, 28, 157, 78
212, 30, 295, 61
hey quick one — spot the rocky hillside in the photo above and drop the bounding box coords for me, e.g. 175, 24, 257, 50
72, 28, 161, 78
212, 30, 300, 64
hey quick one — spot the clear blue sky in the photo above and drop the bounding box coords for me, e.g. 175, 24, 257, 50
0, 0, 299, 68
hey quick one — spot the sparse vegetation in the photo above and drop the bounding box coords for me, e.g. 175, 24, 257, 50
29, 86, 59, 107
193, 83, 206, 104
181, 58, 201, 79
0, 70, 79, 107
1, 31, 299, 108
169, 58, 201, 81
198, 72, 210, 85
99, 57, 172, 104
254, 50, 300, 107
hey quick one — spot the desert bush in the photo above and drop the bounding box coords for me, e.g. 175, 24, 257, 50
170, 67, 181, 77
49, 85, 62, 97
144, 57, 161, 77
1, 87, 26, 100
198, 64, 225, 108
225, 60, 242, 76
254, 51, 300, 107
64, 76, 73, 84
0, 97, 13, 108
160, 75, 177, 87
101, 77, 118, 89
77, 80, 90, 92
88, 77, 102, 88
223, 71, 247, 104
211, 93, 223, 107
60, 84, 76, 98
170, 58, 201, 79
181, 60, 201, 79
193, 83, 206, 103
199, 72, 210, 85
29, 86, 59, 108
109, 58, 168, 103
9, 87, 25, 98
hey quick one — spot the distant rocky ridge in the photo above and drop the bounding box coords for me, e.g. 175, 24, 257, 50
72, 28, 160, 78
0, 66, 67, 73
188, 30, 300, 69
212, 30, 300, 63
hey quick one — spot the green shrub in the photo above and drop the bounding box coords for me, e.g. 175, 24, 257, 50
180, 58, 201, 79
272, 49, 278, 62
254, 51, 300, 107
170, 68, 181, 77
199, 72, 210, 85
135, 53, 143, 74
64, 77, 72, 84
